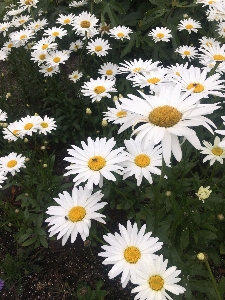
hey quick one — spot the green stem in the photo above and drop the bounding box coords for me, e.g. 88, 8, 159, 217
205, 259, 222, 300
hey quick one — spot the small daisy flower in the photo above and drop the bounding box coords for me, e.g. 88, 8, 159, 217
81, 77, 117, 102
175, 45, 198, 60
69, 39, 83, 51
0, 152, 26, 176
109, 25, 132, 40
2, 40, 15, 52
216, 116, 225, 146
56, 13, 76, 26
0, 171, 7, 188
0, 110, 7, 121
64, 137, 125, 189
17, 115, 42, 136
18, 0, 38, 12
12, 15, 31, 27
121, 139, 162, 186
199, 36, 220, 48
7, 7, 25, 17
200, 136, 225, 165
98, 221, 163, 288
38, 116, 57, 135
199, 44, 225, 64
86, 37, 111, 57
32, 37, 57, 52
178, 18, 201, 33
43, 26, 67, 40
98, 62, 120, 78
46, 186, 107, 246
69, 70, 83, 83
131, 254, 186, 300
0, 22, 11, 36
27, 18, 48, 32
31, 50, 48, 65
2, 121, 22, 141
0, 50, 8, 61
39, 65, 60, 76
45, 50, 70, 66
72, 11, 99, 37
69, 0, 88, 7
148, 27, 172, 42
166, 62, 189, 79
10, 29, 34, 46
196, 186, 212, 202
197, 0, 223, 6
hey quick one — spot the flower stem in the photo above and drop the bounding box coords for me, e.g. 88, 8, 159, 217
205, 259, 222, 300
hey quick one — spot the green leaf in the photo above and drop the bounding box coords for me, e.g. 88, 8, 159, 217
17, 233, 32, 244
22, 237, 36, 246
220, 242, 225, 254
120, 33, 136, 58
39, 236, 48, 248
180, 228, 189, 250
218, 277, 225, 298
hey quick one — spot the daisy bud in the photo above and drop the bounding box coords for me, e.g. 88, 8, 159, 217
197, 252, 207, 261
26, 104, 30, 107
6, 92, 11, 99
44, 141, 48, 144
2, 73, 4, 77
165, 191, 172, 197
118, 94, 123, 98
24, 138, 29, 143
86, 108, 92, 115
25, 193, 29, 196
8, 223, 12, 227
43, 164, 47, 168
40, 146, 46, 150
15, 209, 19, 213
0, 123, 8, 127
101, 119, 108, 127
183, 14, 188, 18
25, 157, 30, 162
217, 214, 224, 221
113, 95, 118, 102
34, 113, 39, 116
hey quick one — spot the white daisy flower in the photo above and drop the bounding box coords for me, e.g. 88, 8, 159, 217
69, 0, 88, 7
198, 36, 220, 48
18, 0, 38, 12
86, 37, 111, 57
64, 137, 125, 189
31, 50, 48, 65
196, 186, 212, 202
46, 185, 107, 246
0, 171, 7, 188
39, 65, 60, 76
43, 26, 67, 40
200, 136, 225, 165
45, 50, 70, 66
38, 115, 57, 135
0, 152, 26, 176
2, 121, 22, 141
2, 40, 15, 52
119, 58, 161, 79
98, 62, 120, 78
148, 27, 172, 42
197, 0, 223, 6
27, 18, 48, 32
69, 39, 84, 51
199, 44, 225, 64
166, 62, 189, 79
12, 15, 31, 27
17, 115, 42, 136
72, 11, 99, 37
121, 139, 162, 186
0, 50, 8, 61
131, 254, 186, 300
177, 17, 201, 33
32, 37, 57, 52
6, 7, 25, 17
56, 13, 76, 26
175, 45, 198, 60
118, 84, 220, 165
109, 25, 132, 40
81, 77, 117, 102
172, 65, 225, 97
217, 22, 225, 37
98, 221, 163, 288
206, 2, 225, 22
0, 110, 7, 121
0, 22, 11, 36
69, 70, 83, 83
216, 116, 225, 147
10, 29, 34, 46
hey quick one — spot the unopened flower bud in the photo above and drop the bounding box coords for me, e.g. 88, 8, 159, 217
165, 191, 172, 197
40, 146, 46, 150
217, 214, 224, 221
86, 108, 92, 115
34, 113, 39, 116
0, 122, 8, 127
183, 14, 188, 18
118, 94, 123, 99
25, 157, 30, 162
24, 138, 29, 143
8, 223, 12, 227
197, 252, 207, 261
6, 92, 11, 99
43, 164, 47, 168
102, 119, 108, 127
15, 209, 19, 213
25, 193, 29, 196
113, 95, 118, 102
44, 141, 48, 144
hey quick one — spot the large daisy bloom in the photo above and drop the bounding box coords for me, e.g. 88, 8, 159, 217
177, 17, 201, 33
118, 84, 220, 165
72, 11, 99, 37
148, 27, 172, 42
81, 77, 117, 102
86, 38, 111, 57
64, 137, 125, 189
131, 254, 186, 300
200, 136, 225, 165
216, 116, 225, 147
98, 62, 120, 78
175, 45, 198, 60
10, 29, 34, 46
199, 44, 225, 64
121, 139, 162, 186
17, 115, 42, 136
45, 186, 107, 246
0, 152, 26, 176
98, 221, 163, 288
2, 121, 22, 141
198, 36, 220, 49
32, 37, 57, 52
109, 25, 132, 40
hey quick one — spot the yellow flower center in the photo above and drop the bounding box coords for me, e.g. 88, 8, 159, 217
24, 123, 33, 130
147, 77, 160, 84
156, 33, 165, 39
19, 19, 25, 24
73, 75, 78, 79
211, 147, 223, 156
149, 105, 182, 127
95, 46, 103, 52
209, 0, 215, 3
149, 275, 164, 291
53, 57, 61, 63
213, 54, 225, 61
106, 69, 113, 75
40, 122, 48, 128
34, 24, 40, 28
63, 19, 70, 24
206, 42, 212, 47
94, 86, 106, 94
124, 246, 141, 264
25, 0, 33, 5
117, 32, 125, 38
13, 129, 19, 135
7, 43, 13, 48
116, 111, 127, 118
88, 156, 106, 171
52, 31, 59, 37
176, 71, 180, 76
20, 34, 27, 40
133, 67, 141, 73
39, 54, 46, 60
185, 24, 193, 29
47, 67, 53, 72
187, 83, 204, 93
7, 159, 17, 168
42, 44, 48, 50
68, 206, 86, 222
80, 20, 90, 28
183, 50, 190, 56
134, 154, 150, 167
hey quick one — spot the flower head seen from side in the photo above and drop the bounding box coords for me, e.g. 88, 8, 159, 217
64, 137, 125, 189
98, 62, 120, 78
199, 36, 220, 48
81, 77, 117, 102
46, 186, 107, 245
69, 0, 88, 8
200, 136, 225, 165
196, 186, 212, 202
199, 44, 225, 64
86, 37, 111, 57
0, 109, 7, 121
98, 221, 163, 288
69, 70, 83, 83
148, 27, 172, 42
118, 84, 220, 166
175, 45, 198, 60
0, 152, 26, 176
109, 25, 132, 40
131, 254, 186, 300
121, 139, 162, 186
178, 17, 201, 33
